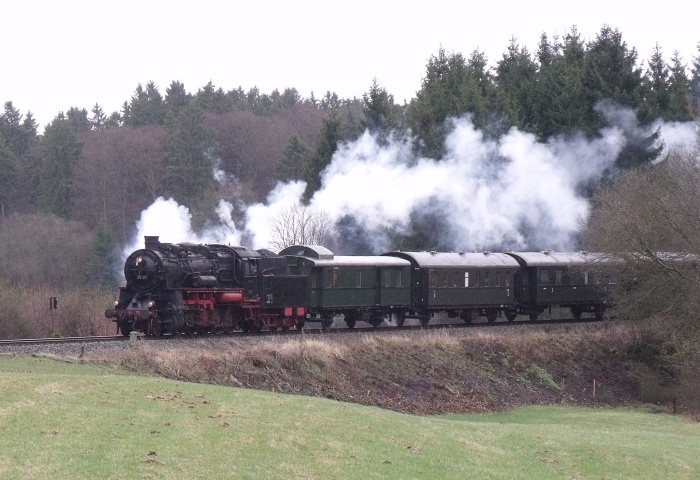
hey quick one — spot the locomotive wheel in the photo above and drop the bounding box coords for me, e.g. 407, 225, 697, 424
119, 321, 132, 337
149, 318, 163, 336
486, 310, 498, 323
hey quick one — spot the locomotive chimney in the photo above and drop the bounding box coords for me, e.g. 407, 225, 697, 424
144, 236, 160, 249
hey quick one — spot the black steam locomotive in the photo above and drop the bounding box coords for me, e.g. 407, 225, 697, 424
106, 237, 613, 336
105, 236, 308, 335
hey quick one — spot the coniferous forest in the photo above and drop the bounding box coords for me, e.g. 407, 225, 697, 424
1, 26, 700, 290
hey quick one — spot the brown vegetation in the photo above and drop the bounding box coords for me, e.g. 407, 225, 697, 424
0, 285, 114, 338
89, 320, 699, 417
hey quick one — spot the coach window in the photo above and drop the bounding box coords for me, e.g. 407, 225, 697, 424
584, 272, 589, 285
505, 271, 511, 287
496, 272, 501, 286
464, 271, 469, 287
384, 270, 392, 288
396, 270, 402, 287
555, 270, 563, 285
429, 270, 437, 288
474, 272, 480, 287
484, 272, 490, 287
540, 269, 549, 284
452, 271, 459, 287
356, 270, 362, 288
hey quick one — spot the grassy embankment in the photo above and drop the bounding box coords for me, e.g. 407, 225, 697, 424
0, 356, 698, 479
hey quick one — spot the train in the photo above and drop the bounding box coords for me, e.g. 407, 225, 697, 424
105, 236, 614, 336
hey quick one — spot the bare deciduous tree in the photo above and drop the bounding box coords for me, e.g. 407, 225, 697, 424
268, 204, 336, 252
581, 147, 700, 320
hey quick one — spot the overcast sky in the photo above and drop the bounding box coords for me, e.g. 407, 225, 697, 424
4, 1, 699, 129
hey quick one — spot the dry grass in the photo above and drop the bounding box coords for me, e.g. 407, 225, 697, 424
84, 322, 662, 415
0, 284, 115, 338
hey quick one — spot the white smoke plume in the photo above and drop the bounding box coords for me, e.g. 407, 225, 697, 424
125, 105, 699, 255
123, 197, 243, 255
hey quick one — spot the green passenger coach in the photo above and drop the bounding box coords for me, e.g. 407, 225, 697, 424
280, 245, 412, 328
382, 251, 521, 324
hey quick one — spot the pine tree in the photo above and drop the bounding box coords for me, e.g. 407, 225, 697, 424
126, 81, 166, 126
165, 80, 191, 115
691, 43, 700, 119
639, 44, 671, 123
666, 52, 693, 121
66, 107, 91, 132
276, 134, 309, 182
90, 103, 107, 131
495, 38, 538, 132
303, 110, 342, 202
581, 26, 644, 133
38, 117, 82, 218
0, 135, 17, 220
361, 78, 401, 136
533, 28, 588, 137
164, 105, 216, 205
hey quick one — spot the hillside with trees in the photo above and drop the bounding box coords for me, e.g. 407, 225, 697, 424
0, 25, 699, 290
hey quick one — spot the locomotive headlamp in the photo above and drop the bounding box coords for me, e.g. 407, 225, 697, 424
147, 300, 155, 308
136, 256, 143, 265
113, 300, 119, 307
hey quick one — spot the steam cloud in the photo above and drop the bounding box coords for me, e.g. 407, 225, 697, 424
126, 106, 699, 256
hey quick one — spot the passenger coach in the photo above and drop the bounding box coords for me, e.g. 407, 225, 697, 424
382, 251, 521, 324
505, 251, 612, 321
280, 245, 412, 328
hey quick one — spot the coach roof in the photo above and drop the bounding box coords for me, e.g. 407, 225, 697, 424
383, 251, 521, 268
505, 251, 604, 267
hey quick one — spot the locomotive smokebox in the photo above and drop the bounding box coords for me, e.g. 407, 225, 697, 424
144, 236, 160, 249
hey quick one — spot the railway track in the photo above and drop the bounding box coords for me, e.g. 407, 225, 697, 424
0, 316, 604, 347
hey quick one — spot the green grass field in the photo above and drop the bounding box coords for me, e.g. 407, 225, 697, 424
0, 356, 698, 479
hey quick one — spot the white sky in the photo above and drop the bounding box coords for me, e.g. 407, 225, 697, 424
3, 0, 699, 130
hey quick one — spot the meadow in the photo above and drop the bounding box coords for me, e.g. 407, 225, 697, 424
0, 356, 698, 479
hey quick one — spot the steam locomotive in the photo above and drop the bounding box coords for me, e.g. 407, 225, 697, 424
106, 237, 613, 336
